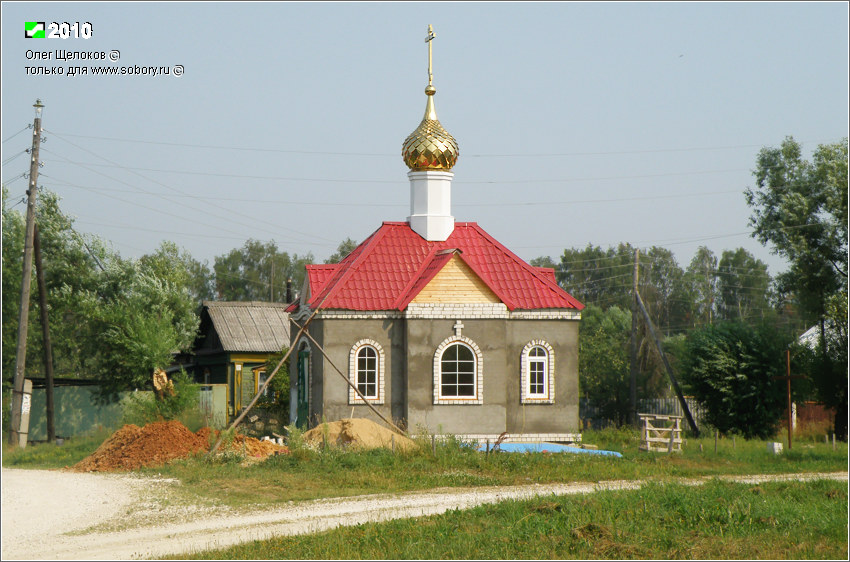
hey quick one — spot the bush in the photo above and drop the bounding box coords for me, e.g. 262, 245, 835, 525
681, 322, 788, 439
121, 370, 202, 428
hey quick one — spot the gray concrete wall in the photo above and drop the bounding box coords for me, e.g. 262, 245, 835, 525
505, 319, 580, 434
406, 318, 509, 435
312, 318, 403, 428
297, 314, 579, 435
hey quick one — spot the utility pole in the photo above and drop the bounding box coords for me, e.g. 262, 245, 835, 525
629, 248, 639, 426
34, 224, 56, 442
9, 99, 45, 447
270, 258, 275, 301
773, 350, 805, 450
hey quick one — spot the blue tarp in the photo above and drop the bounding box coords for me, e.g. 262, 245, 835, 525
476, 442, 623, 457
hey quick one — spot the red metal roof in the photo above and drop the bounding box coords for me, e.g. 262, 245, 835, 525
306, 264, 339, 295
305, 222, 583, 311
535, 267, 558, 285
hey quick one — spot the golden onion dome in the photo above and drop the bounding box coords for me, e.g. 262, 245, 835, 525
402, 86, 459, 171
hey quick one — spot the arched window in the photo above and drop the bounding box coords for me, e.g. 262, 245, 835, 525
521, 340, 555, 404
349, 339, 385, 404
441, 342, 476, 397
434, 335, 483, 404
356, 345, 378, 398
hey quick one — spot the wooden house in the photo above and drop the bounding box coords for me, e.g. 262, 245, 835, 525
192, 301, 290, 418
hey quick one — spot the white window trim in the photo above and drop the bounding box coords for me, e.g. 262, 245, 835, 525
348, 339, 385, 404
520, 340, 555, 404
433, 335, 484, 405
255, 369, 270, 398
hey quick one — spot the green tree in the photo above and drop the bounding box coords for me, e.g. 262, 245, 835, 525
529, 256, 557, 270
746, 136, 848, 437
579, 305, 632, 425
681, 321, 789, 439
558, 243, 634, 311
716, 248, 773, 323
214, 239, 312, 302
794, 289, 848, 439
561, 244, 690, 406
2, 188, 107, 386
686, 246, 719, 326
79, 257, 200, 399
3, 188, 201, 402
325, 238, 358, 264
641, 247, 693, 335
745, 137, 848, 330
2, 187, 25, 385
139, 241, 215, 307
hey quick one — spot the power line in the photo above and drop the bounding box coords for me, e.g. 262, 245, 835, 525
2, 126, 29, 144
42, 137, 340, 245
2, 150, 27, 166
42, 130, 845, 158
39, 141, 338, 246
43, 174, 746, 208
2, 173, 27, 186
44, 157, 754, 187
42, 179, 405, 208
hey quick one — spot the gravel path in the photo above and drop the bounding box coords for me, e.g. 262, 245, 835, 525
1, 467, 846, 560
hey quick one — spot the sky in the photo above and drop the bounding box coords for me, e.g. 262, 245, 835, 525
2, 2, 848, 279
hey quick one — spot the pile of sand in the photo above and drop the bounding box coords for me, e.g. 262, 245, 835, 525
302, 418, 418, 451
72, 420, 287, 472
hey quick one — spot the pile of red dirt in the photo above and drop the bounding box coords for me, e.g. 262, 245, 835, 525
72, 420, 287, 472
196, 427, 288, 458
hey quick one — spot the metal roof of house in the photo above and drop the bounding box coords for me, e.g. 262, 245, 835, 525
294, 222, 584, 312
202, 301, 290, 353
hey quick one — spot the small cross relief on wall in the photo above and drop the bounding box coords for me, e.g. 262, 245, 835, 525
453, 320, 464, 336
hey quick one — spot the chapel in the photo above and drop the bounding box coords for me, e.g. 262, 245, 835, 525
287, 26, 584, 442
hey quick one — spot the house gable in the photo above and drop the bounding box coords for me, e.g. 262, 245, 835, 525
410, 253, 501, 305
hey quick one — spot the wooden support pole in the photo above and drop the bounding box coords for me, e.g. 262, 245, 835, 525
635, 291, 699, 436
297, 326, 406, 437
208, 305, 322, 455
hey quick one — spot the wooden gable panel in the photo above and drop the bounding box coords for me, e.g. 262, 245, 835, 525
411, 255, 501, 304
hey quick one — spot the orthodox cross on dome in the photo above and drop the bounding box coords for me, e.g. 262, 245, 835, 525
453, 320, 464, 336
425, 24, 435, 87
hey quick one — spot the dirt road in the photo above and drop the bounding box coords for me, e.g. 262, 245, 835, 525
1, 467, 846, 560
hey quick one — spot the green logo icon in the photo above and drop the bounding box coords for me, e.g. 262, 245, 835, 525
25, 22, 45, 38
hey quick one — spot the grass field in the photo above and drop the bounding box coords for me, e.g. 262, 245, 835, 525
167, 478, 848, 560
3, 425, 847, 559
3, 425, 846, 508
